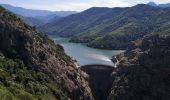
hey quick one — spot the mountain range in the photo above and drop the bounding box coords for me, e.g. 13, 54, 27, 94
147, 2, 170, 8
0, 4, 76, 26
0, 4, 76, 17
39, 4, 170, 49
0, 3, 170, 100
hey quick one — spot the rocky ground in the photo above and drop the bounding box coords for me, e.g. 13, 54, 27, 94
80, 35, 170, 100
109, 35, 170, 100
0, 6, 94, 100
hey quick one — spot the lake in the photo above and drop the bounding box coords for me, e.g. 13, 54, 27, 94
50, 35, 124, 66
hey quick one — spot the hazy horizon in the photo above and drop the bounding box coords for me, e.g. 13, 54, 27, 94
0, 0, 170, 11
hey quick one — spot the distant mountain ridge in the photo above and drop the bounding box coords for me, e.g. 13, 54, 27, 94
1, 5, 170, 100
0, 4, 76, 26
19, 14, 61, 26
39, 4, 170, 49
0, 4, 76, 17
147, 2, 170, 8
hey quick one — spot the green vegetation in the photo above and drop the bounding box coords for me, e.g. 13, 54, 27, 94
153, 21, 170, 35
0, 7, 70, 100
0, 6, 94, 100
0, 57, 68, 100
40, 4, 170, 49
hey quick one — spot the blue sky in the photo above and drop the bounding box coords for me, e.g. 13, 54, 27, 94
0, 0, 170, 11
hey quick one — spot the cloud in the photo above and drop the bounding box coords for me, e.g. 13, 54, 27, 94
53, 3, 93, 11
107, 0, 131, 7
136, 0, 145, 4
1, 0, 170, 12
20, 3, 93, 11
19, 0, 132, 11
156, 0, 170, 3
88, 0, 131, 7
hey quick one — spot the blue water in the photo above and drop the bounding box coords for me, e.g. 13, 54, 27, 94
50, 35, 124, 66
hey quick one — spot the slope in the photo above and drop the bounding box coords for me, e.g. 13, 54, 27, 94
40, 4, 170, 49
0, 6, 93, 100
109, 35, 170, 100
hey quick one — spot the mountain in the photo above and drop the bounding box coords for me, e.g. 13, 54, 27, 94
159, 3, 170, 8
20, 14, 61, 26
39, 4, 170, 49
39, 7, 127, 36
0, 6, 93, 99
0, 4, 76, 26
1, 5, 170, 100
147, 2, 170, 8
19, 16, 45, 27
109, 35, 170, 100
0, 4, 76, 17
80, 35, 170, 100
147, 2, 157, 6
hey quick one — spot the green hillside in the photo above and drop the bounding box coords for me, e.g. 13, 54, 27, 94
39, 4, 170, 49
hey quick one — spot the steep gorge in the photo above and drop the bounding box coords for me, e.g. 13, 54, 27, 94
1, 5, 170, 100
80, 35, 170, 100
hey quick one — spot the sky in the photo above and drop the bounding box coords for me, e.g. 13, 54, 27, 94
0, 0, 170, 11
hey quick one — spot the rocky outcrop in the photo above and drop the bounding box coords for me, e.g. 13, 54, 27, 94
81, 65, 114, 100
109, 35, 170, 100
0, 7, 94, 100
2, 5, 170, 100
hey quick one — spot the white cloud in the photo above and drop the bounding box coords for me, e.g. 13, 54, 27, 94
156, 0, 170, 3
88, 0, 131, 7
1, 0, 170, 12
136, 0, 145, 4
107, 0, 131, 7
20, 3, 93, 11
53, 3, 93, 11
19, 0, 132, 11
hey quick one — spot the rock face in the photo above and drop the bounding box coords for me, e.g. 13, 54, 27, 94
2, 5, 170, 100
81, 65, 114, 100
109, 35, 170, 100
0, 7, 93, 100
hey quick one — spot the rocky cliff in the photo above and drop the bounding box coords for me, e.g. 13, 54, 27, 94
109, 35, 170, 100
0, 6, 93, 100
1, 5, 170, 100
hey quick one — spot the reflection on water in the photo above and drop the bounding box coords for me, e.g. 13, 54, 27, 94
87, 54, 112, 62
49, 35, 124, 66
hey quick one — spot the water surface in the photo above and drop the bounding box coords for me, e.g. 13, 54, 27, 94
50, 35, 124, 66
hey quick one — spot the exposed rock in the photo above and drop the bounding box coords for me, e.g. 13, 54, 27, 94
109, 35, 170, 100
0, 6, 94, 100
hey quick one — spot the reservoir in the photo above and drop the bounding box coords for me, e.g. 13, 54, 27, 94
50, 35, 124, 66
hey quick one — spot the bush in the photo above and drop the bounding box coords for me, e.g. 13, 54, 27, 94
0, 57, 68, 100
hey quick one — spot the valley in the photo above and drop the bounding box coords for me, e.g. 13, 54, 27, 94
0, 1, 170, 100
